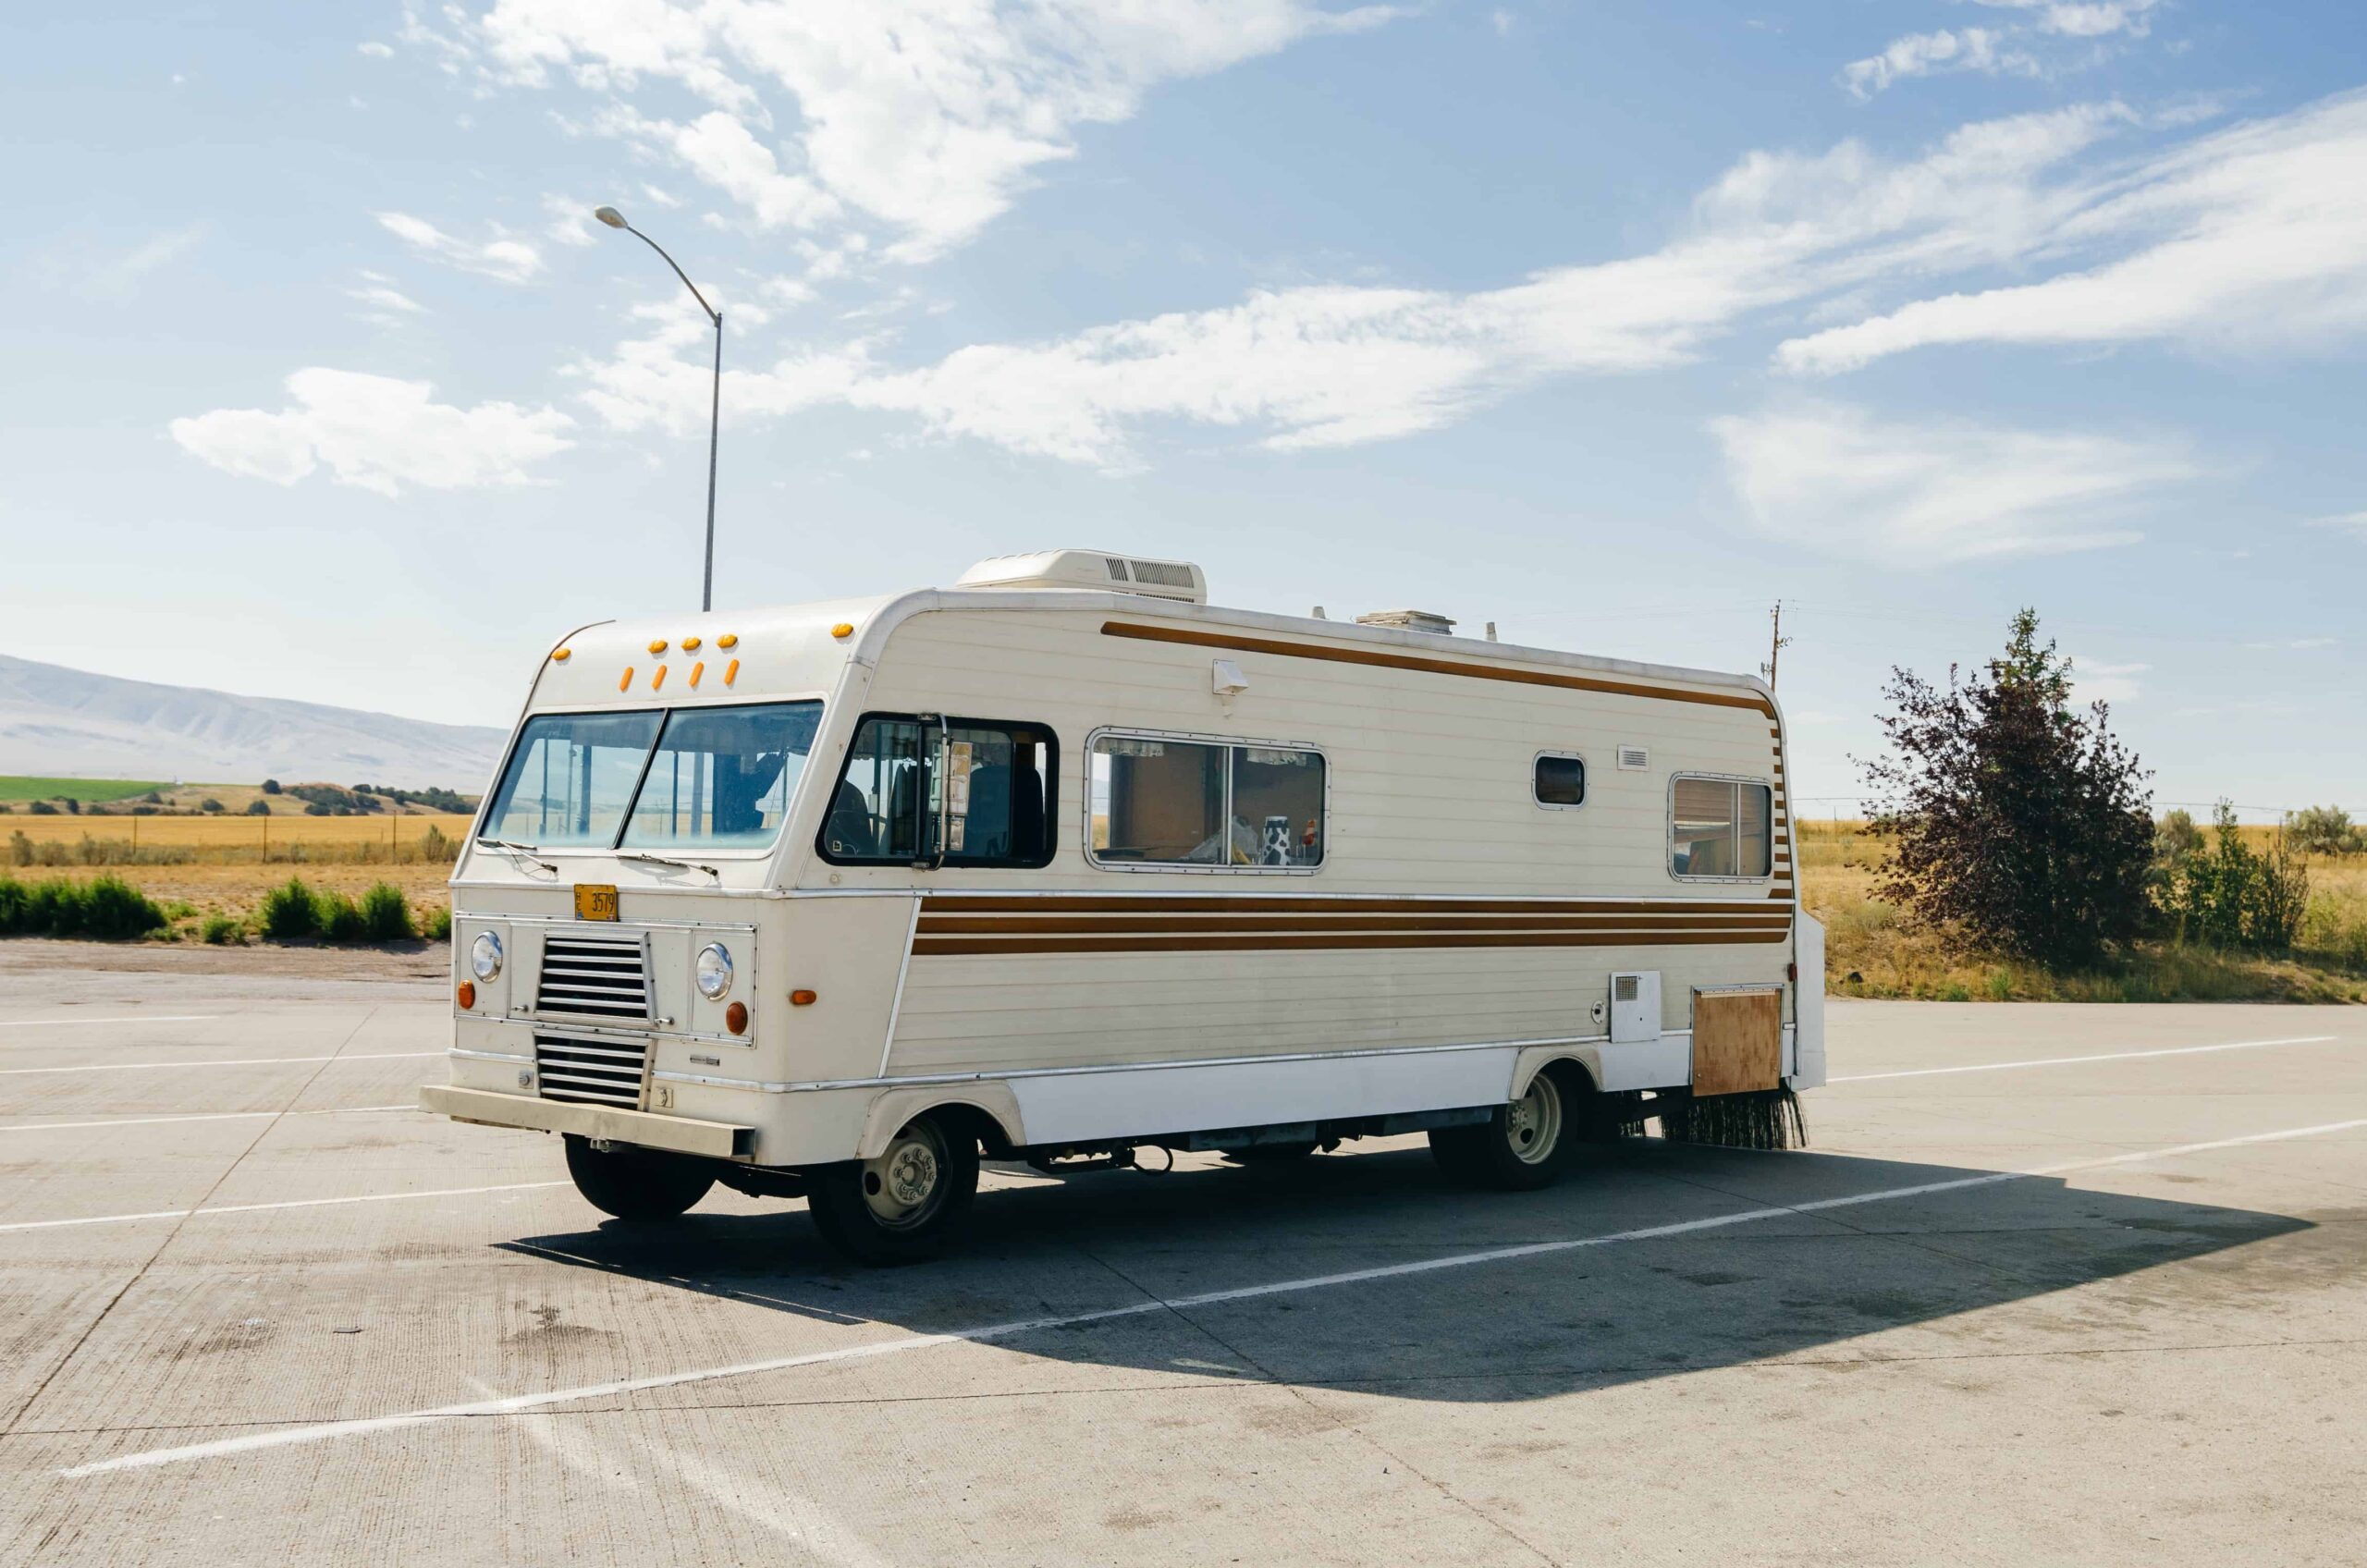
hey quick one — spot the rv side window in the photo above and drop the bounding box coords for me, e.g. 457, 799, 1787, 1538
1670, 776, 1773, 879
1089, 733, 1325, 869
1534, 753, 1586, 808
817, 715, 1056, 867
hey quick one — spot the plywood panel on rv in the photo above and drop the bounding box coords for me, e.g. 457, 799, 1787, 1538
1691, 989, 1784, 1096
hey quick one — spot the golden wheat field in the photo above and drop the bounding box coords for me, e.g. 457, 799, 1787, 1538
0, 812, 473, 851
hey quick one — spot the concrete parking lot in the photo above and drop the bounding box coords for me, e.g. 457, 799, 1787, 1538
0, 944, 2361, 1567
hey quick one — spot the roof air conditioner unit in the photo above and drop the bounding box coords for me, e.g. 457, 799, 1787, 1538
954, 549, 1207, 604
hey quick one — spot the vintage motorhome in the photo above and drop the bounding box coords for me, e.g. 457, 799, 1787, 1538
422, 550, 1825, 1262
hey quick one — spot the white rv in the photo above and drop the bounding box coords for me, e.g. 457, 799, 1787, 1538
423, 550, 1825, 1262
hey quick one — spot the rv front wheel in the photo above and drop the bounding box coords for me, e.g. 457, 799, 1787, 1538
563, 1134, 717, 1220
1430, 1068, 1570, 1191
807, 1111, 981, 1265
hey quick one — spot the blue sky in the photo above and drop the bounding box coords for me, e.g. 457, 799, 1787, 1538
2, 1, 2362, 813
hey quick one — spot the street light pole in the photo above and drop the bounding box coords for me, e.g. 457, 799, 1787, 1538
595, 205, 722, 611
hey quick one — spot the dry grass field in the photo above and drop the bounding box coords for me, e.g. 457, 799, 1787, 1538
3, 813, 473, 933
1800, 819, 2367, 1003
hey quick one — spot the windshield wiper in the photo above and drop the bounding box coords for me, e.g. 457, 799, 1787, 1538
480, 838, 558, 874
620, 850, 719, 879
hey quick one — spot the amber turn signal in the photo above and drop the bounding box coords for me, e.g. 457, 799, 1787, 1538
725, 1001, 749, 1035
456, 981, 476, 1010
790, 988, 817, 1007
830, 621, 854, 639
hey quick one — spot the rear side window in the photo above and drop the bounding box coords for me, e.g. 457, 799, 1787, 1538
1534, 753, 1587, 808
1088, 733, 1325, 870
1670, 776, 1773, 879
818, 715, 1056, 867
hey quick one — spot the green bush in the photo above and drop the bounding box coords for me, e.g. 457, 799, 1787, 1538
246, 799, 270, 815
315, 888, 368, 941
201, 913, 244, 945
360, 882, 413, 940
2165, 802, 2310, 953
422, 903, 452, 940
0, 875, 165, 939
2288, 804, 2362, 857
259, 876, 322, 939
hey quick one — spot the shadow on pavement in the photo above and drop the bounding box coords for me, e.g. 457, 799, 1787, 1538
497, 1139, 2328, 1402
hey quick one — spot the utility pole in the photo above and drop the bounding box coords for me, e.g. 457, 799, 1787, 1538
1760, 600, 1792, 688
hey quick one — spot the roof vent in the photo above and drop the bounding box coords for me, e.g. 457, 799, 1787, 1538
1355, 608, 1456, 636
954, 549, 1206, 603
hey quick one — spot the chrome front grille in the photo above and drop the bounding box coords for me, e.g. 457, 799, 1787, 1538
533, 1031, 650, 1109
535, 933, 652, 1022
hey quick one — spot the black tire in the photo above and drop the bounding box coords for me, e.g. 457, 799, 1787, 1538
1223, 1140, 1320, 1166
563, 1134, 716, 1221
806, 1111, 980, 1266
1429, 1068, 1575, 1192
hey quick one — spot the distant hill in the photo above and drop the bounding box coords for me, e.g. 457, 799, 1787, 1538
0, 654, 506, 790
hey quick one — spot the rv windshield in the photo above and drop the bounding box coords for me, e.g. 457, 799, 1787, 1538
480, 702, 822, 851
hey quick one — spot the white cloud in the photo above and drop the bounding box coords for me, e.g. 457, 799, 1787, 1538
2067, 655, 2147, 704
1968, 0, 2160, 39
2309, 510, 2367, 540
357, 40, 394, 57
541, 193, 599, 248
346, 283, 426, 315
1842, 29, 2035, 101
411, 1, 1397, 260
374, 211, 545, 283
1779, 92, 2367, 374
44, 225, 209, 301
169, 370, 574, 496
1709, 401, 2195, 566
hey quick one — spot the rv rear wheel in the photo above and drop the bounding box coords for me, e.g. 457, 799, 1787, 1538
807, 1111, 981, 1266
1429, 1069, 1571, 1191
563, 1134, 717, 1221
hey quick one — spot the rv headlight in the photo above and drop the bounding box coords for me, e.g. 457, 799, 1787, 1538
469, 931, 504, 983
694, 942, 734, 1001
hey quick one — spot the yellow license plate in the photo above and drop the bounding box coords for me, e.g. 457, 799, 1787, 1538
573, 884, 619, 923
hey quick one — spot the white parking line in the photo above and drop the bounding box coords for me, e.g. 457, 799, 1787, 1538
0, 1105, 420, 1135
1830, 1034, 2337, 1083
61, 1114, 2367, 1477
0, 1015, 221, 1029
0, 1181, 569, 1234
0, 1051, 438, 1076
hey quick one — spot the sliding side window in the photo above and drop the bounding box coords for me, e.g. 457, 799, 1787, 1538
1670, 775, 1773, 879
1089, 733, 1326, 870
817, 715, 1056, 867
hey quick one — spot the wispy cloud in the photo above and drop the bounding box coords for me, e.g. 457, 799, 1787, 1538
1709, 401, 2194, 566
1843, 29, 2035, 101
2067, 654, 2148, 704
408, 1, 1400, 261
374, 211, 545, 283
169, 370, 573, 496
2309, 510, 2367, 539
38, 225, 209, 302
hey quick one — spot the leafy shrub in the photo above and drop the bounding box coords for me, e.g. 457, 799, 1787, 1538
2288, 804, 2362, 857
417, 824, 459, 864
7, 831, 29, 867
2165, 803, 2310, 953
201, 798, 224, 814
202, 913, 244, 945
0, 878, 23, 931
246, 799, 271, 815
1861, 609, 2155, 967
79, 876, 167, 937
259, 876, 322, 939
262, 778, 281, 794
315, 888, 369, 942
360, 882, 413, 940
2156, 808, 2202, 862
422, 903, 452, 940
29, 801, 57, 816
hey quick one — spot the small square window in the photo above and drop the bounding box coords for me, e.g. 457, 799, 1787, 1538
1535, 753, 1587, 808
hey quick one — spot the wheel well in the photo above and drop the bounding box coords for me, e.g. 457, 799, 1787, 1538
913, 1100, 1017, 1161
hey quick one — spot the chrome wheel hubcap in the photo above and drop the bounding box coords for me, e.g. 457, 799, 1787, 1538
1506, 1074, 1563, 1165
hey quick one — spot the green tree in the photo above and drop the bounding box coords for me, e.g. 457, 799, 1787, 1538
1859, 608, 2155, 968
2287, 804, 2360, 856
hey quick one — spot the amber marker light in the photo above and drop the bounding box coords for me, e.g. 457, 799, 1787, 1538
717, 632, 738, 648
653, 664, 668, 690
681, 636, 702, 652
725, 1001, 749, 1035
830, 621, 854, 639
791, 988, 817, 1006
689, 661, 705, 688
724, 658, 739, 685
552, 648, 571, 662
648, 639, 668, 655
456, 981, 476, 1010
619, 666, 635, 691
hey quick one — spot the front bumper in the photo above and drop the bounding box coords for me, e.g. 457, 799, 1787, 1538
420, 1084, 755, 1158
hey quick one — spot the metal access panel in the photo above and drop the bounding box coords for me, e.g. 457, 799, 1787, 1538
1609, 971, 1661, 1043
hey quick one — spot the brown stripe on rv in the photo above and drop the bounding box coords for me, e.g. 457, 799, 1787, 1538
1101, 621, 1778, 716
920, 895, 1784, 915
912, 928, 1792, 957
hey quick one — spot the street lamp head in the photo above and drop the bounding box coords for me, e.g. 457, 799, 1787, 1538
594, 205, 628, 229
